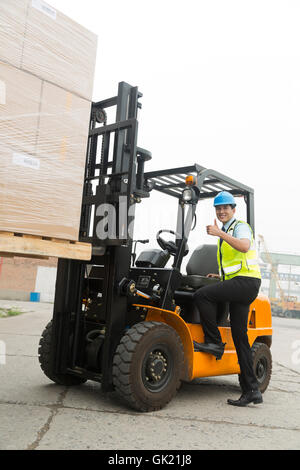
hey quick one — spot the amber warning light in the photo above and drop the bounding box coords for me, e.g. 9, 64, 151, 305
185, 175, 196, 186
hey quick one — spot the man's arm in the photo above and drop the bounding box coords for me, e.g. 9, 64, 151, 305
206, 219, 251, 253
218, 232, 250, 253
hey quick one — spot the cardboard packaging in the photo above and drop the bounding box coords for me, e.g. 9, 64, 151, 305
0, 62, 91, 240
0, 0, 98, 100
23, 0, 98, 100
0, 0, 97, 242
0, 0, 28, 69
0, 62, 42, 154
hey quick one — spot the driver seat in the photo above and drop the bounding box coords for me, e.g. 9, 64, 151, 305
181, 244, 219, 289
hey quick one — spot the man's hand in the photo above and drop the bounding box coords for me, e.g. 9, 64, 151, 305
206, 219, 222, 237
206, 273, 221, 279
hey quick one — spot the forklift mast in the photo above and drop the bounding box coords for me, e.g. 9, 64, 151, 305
51, 82, 151, 391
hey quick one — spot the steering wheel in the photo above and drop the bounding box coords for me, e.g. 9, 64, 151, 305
156, 230, 189, 257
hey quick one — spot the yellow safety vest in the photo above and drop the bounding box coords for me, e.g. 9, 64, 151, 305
217, 220, 261, 281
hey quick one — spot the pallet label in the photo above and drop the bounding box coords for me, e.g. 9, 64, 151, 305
0, 80, 6, 105
12, 153, 40, 171
32, 0, 57, 20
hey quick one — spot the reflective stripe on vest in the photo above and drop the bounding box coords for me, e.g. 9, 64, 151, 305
217, 220, 261, 281
223, 263, 242, 275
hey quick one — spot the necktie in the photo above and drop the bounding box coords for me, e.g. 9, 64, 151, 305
220, 226, 226, 245
219, 227, 226, 279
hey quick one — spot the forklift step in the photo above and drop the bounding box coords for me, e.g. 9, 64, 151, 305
0, 231, 92, 261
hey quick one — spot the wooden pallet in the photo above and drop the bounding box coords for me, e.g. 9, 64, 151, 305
0, 232, 92, 261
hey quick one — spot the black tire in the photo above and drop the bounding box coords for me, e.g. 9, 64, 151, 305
38, 321, 87, 386
112, 321, 184, 412
239, 341, 272, 393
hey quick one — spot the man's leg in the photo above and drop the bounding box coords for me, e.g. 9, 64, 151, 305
227, 304, 263, 406
193, 287, 221, 344
229, 302, 259, 393
225, 278, 263, 406
194, 277, 242, 345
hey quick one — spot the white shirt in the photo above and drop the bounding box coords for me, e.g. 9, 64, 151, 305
223, 217, 252, 242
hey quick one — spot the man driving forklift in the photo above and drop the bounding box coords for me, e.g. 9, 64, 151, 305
193, 191, 263, 407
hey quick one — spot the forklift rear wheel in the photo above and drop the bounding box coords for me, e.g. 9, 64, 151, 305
112, 321, 184, 412
239, 341, 272, 393
38, 321, 87, 386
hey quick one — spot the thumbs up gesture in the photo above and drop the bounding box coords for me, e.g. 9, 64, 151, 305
206, 219, 222, 237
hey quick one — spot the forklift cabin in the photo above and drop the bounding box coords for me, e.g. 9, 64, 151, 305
39, 82, 272, 412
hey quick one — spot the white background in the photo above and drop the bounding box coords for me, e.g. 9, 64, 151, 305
49, 0, 300, 263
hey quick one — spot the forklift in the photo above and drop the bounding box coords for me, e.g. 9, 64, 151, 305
38, 82, 272, 412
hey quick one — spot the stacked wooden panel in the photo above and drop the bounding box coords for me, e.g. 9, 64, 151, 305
0, 0, 98, 260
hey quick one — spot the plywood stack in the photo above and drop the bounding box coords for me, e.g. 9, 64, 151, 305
0, 0, 98, 260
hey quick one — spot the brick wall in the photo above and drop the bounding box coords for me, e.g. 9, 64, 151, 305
0, 256, 57, 300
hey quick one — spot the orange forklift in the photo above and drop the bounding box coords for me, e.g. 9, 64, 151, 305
39, 82, 272, 411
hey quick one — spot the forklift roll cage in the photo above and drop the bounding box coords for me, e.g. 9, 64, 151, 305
49, 82, 258, 393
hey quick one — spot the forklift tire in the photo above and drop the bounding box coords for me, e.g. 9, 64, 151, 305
239, 341, 272, 393
112, 321, 184, 412
38, 321, 87, 386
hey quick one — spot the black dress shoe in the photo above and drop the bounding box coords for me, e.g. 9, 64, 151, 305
193, 341, 226, 360
227, 390, 263, 407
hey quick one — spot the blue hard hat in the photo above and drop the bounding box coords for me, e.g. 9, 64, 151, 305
213, 191, 236, 207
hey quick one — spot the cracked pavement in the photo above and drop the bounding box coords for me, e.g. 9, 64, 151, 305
0, 300, 299, 450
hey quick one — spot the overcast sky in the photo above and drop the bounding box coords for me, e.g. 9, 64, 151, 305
50, 0, 300, 260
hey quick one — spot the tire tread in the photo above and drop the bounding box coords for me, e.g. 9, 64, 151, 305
112, 321, 184, 412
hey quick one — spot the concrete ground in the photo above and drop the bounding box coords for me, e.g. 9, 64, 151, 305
0, 299, 299, 451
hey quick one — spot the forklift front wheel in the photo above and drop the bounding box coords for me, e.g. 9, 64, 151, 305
38, 321, 87, 386
112, 321, 184, 412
